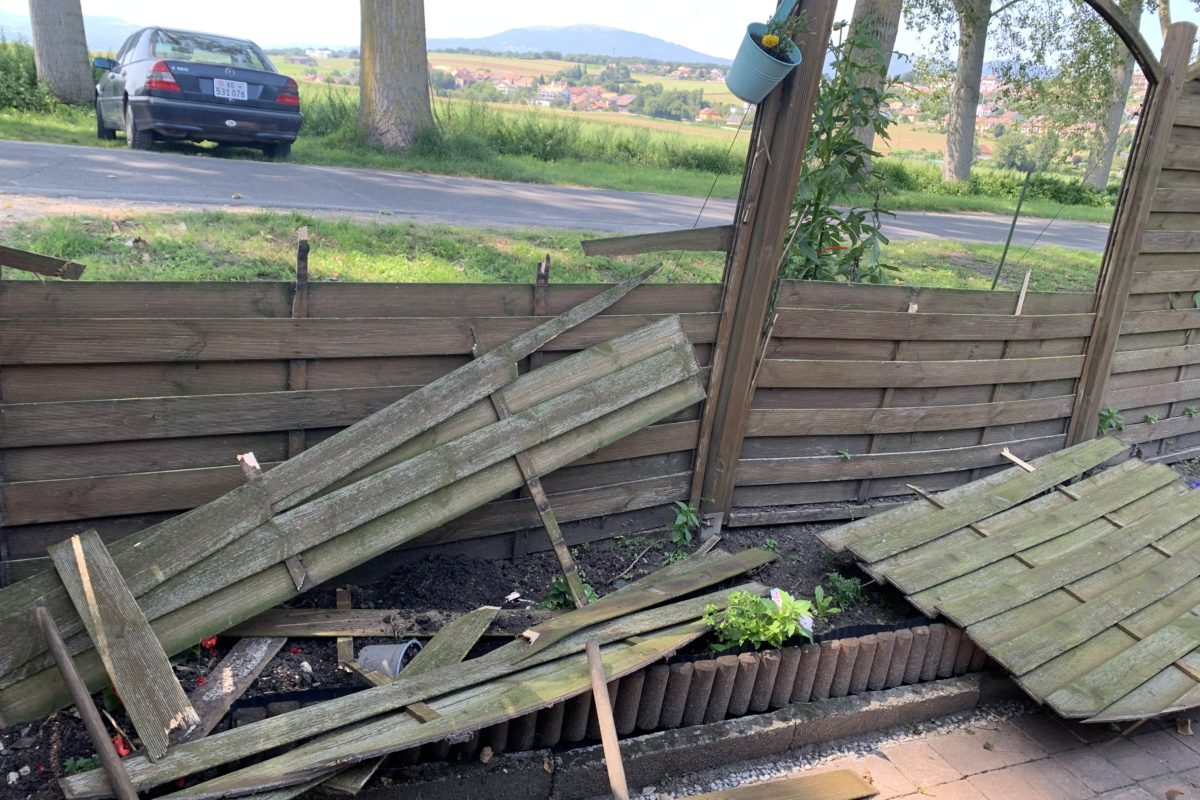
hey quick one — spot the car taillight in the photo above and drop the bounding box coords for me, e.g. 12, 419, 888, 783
277, 78, 300, 107
145, 60, 180, 92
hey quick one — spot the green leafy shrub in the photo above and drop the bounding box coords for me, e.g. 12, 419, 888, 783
0, 41, 57, 112
824, 571, 865, 610
702, 589, 814, 652
537, 574, 599, 610
1098, 406, 1125, 435
811, 585, 842, 623
669, 500, 700, 550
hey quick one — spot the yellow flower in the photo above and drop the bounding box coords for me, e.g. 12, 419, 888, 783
761, 33, 781, 49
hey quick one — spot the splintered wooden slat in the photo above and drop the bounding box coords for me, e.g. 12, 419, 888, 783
1046, 603, 1200, 716
991, 537, 1200, 675
821, 437, 1126, 552
335, 589, 353, 667
224, 607, 551, 638
60, 584, 764, 798
166, 623, 707, 800
882, 464, 1176, 594
0, 244, 85, 279
319, 761, 382, 797
176, 637, 286, 744
939, 494, 1200, 626
405, 606, 499, 678
682, 770, 879, 800
48, 531, 199, 761
841, 437, 1128, 562
519, 548, 775, 659
580, 225, 735, 256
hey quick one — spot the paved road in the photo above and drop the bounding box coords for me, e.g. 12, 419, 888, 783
0, 140, 1109, 251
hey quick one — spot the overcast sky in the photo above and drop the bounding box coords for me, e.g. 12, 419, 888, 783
0, 0, 1193, 62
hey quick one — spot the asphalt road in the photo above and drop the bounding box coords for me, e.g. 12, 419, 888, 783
0, 140, 1110, 251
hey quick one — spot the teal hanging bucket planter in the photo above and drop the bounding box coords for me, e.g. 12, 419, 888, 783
725, 0, 802, 104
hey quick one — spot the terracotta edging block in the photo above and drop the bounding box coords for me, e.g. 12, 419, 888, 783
535, 702, 566, 748
848, 634, 877, 695
936, 626, 962, 679
681, 660, 716, 727
750, 650, 780, 713
483, 720, 510, 754
868, 631, 895, 691
771, 647, 803, 709
792, 642, 822, 703
586, 678, 619, 740
636, 664, 669, 731
658, 662, 692, 729
562, 692, 592, 742
509, 711, 538, 752
811, 640, 840, 700
705, 655, 739, 724
727, 653, 761, 716
953, 635, 976, 675
887, 628, 913, 688
828, 638, 859, 698
614, 669, 644, 736
920, 624, 946, 682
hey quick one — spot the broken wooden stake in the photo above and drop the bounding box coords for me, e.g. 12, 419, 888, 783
586, 638, 629, 800
35, 607, 139, 800
335, 589, 354, 668
176, 637, 286, 744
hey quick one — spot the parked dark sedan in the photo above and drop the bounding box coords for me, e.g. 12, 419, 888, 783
93, 27, 302, 159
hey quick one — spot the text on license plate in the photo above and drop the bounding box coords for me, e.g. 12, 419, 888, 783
213, 78, 247, 100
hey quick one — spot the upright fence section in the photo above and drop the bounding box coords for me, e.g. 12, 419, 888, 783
0, 281, 718, 583
726, 281, 1096, 525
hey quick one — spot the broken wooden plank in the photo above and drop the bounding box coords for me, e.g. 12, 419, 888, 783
35, 607, 138, 800
587, 638, 630, 800
0, 267, 661, 691
519, 548, 775, 660
405, 606, 500, 678
335, 589, 353, 667
48, 531, 199, 761
681, 770, 879, 800
224, 607, 551, 639
580, 225, 736, 257
0, 244, 86, 279
166, 622, 708, 799
61, 584, 764, 798
176, 637, 286, 744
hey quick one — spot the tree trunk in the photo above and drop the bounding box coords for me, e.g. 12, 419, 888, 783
358, 0, 433, 150
1156, 0, 1171, 39
27, 0, 93, 104
943, 0, 989, 183
848, 0, 903, 157
1085, 0, 1142, 190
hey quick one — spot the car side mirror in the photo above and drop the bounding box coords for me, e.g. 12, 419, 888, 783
92, 57, 117, 71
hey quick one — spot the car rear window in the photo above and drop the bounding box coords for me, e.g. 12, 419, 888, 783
150, 30, 270, 70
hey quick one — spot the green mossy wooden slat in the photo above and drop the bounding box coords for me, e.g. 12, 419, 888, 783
843, 437, 1128, 563
938, 494, 1200, 626
1045, 605, 1200, 717
1017, 577, 1200, 701
882, 463, 1172, 593
991, 538, 1200, 675
1090, 654, 1200, 722
403, 607, 499, 678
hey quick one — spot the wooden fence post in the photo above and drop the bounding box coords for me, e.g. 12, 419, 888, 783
287, 228, 311, 459
1066, 22, 1197, 446
690, 0, 838, 532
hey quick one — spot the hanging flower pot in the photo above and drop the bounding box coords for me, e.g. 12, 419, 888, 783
725, 0, 803, 105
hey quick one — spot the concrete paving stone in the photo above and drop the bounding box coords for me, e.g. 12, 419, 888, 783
967, 763, 1060, 799
1136, 729, 1200, 772
926, 721, 1047, 775
880, 738, 963, 788
908, 778, 992, 798
1054, 746, 1138, 793
1137, 772, 1199, 798
1064, 719, 1124, 744
1093, 735, 1174, 781
1005, 757, 1098, 800
1009, 712, 1089, 754
806, 754, 917, 799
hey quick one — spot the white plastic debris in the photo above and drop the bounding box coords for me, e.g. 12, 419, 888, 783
7, 772, 18, 786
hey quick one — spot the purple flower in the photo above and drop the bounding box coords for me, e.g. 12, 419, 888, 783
1188, 479, 1200, 489
770, 588, 783, 610
800, 615, 813, 633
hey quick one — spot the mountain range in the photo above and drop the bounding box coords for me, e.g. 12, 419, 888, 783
428, 25, 730, 65
0, 10, 140, 52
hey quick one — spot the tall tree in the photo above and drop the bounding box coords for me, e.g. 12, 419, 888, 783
358, 0, 433, 150
847, 0, 903, 159
27, 0, 92, 104
1084, 0, 1142, 189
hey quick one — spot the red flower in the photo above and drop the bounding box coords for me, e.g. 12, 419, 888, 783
200, 636, 218, 650
196, 676, 207, 686
112, 735, 131, 757
289, 647, 302, 655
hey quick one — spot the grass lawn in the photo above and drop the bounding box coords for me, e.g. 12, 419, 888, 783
2, 210, 1100, 294
862, 190, 1116, 224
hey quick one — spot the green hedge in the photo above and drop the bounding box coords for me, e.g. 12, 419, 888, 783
875, 159, 1117, 208
0, 41, 56, 112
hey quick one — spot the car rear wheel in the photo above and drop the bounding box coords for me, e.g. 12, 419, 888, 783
95, 100, 116, 141
124, 103, 154, 151
263, 142, 292, 160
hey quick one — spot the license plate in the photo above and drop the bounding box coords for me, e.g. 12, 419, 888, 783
213, 78, 247, 100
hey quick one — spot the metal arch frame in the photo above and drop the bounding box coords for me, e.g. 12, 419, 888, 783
1081, 0, 1164, 86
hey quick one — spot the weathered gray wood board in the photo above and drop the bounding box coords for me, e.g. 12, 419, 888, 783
821, 436, 1200, 721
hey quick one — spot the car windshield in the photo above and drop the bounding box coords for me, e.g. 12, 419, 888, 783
150, 30, 270, 70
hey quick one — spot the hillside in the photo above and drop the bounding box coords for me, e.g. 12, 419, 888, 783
429, 24, 730, 65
